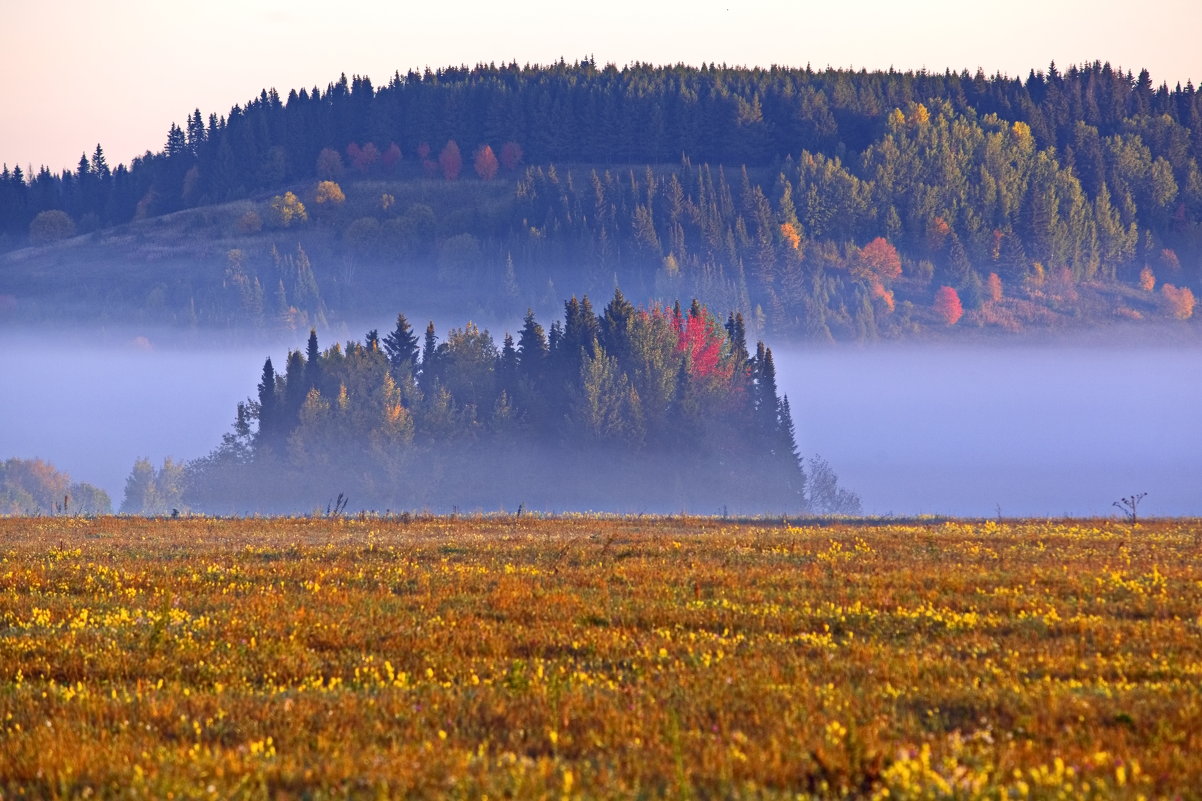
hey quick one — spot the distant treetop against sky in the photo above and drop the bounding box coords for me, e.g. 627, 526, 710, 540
2, 0, 1197, 173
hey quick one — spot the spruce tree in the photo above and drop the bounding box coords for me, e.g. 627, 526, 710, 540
498, 333, 519, 401
419, 322, 439, 393
383, 313, 420, 376
516, 309, 549, 375
725, 312, 750, 367
283, 350, 307, 434
256, 357, 278, 448
306, 329, 321, 390
600, 289, 636, 365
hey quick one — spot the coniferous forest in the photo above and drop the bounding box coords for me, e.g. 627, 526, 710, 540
181, 291, 844, 515
1, 60, 1199, 340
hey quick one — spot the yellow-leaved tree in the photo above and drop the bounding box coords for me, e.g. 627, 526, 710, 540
269, 192, 307, 227
315, 181, 345, 206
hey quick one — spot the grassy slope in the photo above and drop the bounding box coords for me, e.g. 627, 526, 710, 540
1, 515, 1199, 798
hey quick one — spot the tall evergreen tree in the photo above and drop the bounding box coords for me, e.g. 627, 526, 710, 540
256, 357, 278, 448
516, 309, 549, 375
383, 313, 420, 376
305, 329, 321, 390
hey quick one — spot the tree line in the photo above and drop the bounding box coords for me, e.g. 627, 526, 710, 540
2, 60, 1198, 339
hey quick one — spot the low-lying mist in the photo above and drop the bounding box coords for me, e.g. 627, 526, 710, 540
2, 327, 1198, 517
777, 337, 1201, 517
1, 332, 269, 504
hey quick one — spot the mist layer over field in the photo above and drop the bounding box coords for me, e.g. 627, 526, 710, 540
777, 337, 1201, 517
1, 328, 1198, 516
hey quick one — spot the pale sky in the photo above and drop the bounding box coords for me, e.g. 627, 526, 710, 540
2, 0, 1198, 174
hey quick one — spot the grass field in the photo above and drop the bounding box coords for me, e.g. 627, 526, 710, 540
1, 515, 1200, 799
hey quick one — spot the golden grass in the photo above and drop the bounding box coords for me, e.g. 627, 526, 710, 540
1, 516, 1199, 799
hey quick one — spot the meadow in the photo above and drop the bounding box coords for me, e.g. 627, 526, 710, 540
1, 515, 1199, 799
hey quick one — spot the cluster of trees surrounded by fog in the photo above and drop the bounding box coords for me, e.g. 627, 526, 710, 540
178, 292, 858, 515
1, 61, 1198, 340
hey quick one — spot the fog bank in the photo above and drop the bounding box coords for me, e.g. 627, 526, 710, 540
0, 334, 269, 504
778, 340, 1201, 517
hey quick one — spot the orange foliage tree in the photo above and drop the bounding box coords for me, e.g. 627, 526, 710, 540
1139, 266, 1156, 291
1161, 284, 1196, 319
933, 286, 963, 325
856, 237, 902, 282
987, 272, 1003, 302
780, 222, 801, 251
474, 145, 499, 180
439, 140, 462, 180
870, 281, 895, 313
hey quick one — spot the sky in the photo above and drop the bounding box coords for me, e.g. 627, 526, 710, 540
1, 0, 1198, 175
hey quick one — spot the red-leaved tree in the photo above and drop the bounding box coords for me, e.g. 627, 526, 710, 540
417, 142, 437, 178
353, 142, 380, 173
933, 286, 964, 325
381, 142, 402, 173
439, 140, 462, 181
671, 307, 732, 380
857, 237, 902, 282
474, 145, 499, 180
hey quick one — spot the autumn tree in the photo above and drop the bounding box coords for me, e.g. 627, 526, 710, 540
1161, 284, 1196, 319
855, 237, 902, 282
0, 458, 110, 515
314, 180, 345, 206
987, 272, 1003, 302
348, 142, 380, 173
779, 222, 802, 251
268, 192, 307, 227
1138, 266, 1156, 291
933, 286, 964, 325
474, 145, 499, 180
439, 140, 463, 181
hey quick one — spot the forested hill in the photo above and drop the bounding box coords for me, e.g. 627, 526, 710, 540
1, 60, 1199, 340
